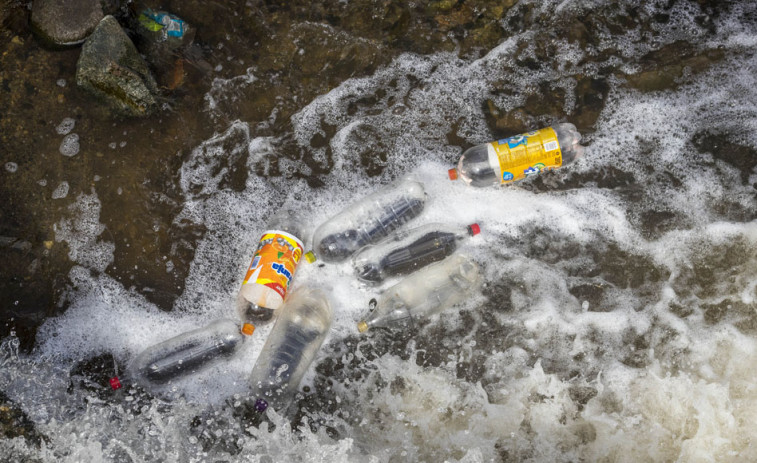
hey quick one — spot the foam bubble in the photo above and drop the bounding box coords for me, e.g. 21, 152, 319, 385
56, 117, 75, 135
51, 181, 69, 199
59, 133, 80, 157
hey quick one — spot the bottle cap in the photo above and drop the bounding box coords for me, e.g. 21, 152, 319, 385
254, 398, 269, 412
241, 323, 255, 336
109, 376, 122, 390
448, 168, 458, 180
357, 320, 368, 333
304, 251, 316, 263
468, 223, 480, 236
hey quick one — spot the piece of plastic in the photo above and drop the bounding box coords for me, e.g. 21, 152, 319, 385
351, 223, 480, 284
249, 287, 333, 412
236, 211, 307, 323
110, 319, 253, 390
357, 254, 482, 332
138, 9, 186, 38
449, 123, 584, 187
309, 178, 427, 263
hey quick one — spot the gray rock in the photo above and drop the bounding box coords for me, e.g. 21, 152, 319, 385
75, 16, 159, 117
30, 0, 104, 46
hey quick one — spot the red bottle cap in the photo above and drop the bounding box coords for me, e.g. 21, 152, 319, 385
448, 168, 458, 180
109, 376, 122, 390
468, 223, 480, 236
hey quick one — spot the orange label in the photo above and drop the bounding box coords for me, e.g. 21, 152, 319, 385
242, 230, 304, 298
492, 127, 563, 184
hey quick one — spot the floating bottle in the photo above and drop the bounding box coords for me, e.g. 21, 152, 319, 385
109, 319, 254, 390
448, 123, 584, 187
357, 254, 482, 332
249, 287, 332, 413
352, 222, 481, 284
307, 178, 427, 263
236, 211, 307, 323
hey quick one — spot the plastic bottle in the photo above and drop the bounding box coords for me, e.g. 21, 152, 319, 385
109, 318, 255, 390
249, 287, 332, 413
357, 254, 482, 332
236, 211, 307, 323
448, 123, 584, 187
307, 178, 427, 263
352, 222, 481, 284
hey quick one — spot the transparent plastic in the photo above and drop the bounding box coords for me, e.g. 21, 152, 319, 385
357, 254, 482, 332
249, 287, 333, 412
450, 123, 584, 187
308, 178, 427, 263
110, 318, 253, 390
236, 210, 307, 323
352, 222, 480, 284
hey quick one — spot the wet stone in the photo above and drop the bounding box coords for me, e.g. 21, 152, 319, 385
75, 15, 159, 117
30, 0, 104, 47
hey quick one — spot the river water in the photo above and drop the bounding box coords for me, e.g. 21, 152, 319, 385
1, 0, 757, 461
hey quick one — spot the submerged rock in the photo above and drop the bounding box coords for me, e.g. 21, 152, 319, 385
30, 0, 104, 47
76, 15, 159, 117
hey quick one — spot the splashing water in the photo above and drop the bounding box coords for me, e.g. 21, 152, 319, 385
2, 1, 757, 461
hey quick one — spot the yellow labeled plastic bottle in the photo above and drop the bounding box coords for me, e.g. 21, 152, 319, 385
236, 211, 307, 323
448, 123, 584, 187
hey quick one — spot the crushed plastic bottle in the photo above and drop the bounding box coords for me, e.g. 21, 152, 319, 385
138, 9, 186, 38
448, 123, 584, 187
352, 222, 481, 284
357, 253, 482, 333
109, 319, 254, 390
236, 211, 307, 323
307, 178, 427, 263
249, 287, 332, 413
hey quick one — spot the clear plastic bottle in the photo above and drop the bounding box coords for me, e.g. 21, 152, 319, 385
352, 222, 481, 284
109, 318, 255, 390
248, 287, 332, 413
307, 178, 427, 263
357, 254, 482, 333
236, 211, 308, 323
448, 123, 584, 187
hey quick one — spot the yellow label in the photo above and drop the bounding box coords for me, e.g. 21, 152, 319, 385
492, 127, 563, 184
242, 230, 304, 299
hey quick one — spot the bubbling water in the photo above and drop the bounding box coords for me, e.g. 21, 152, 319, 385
3, 0, 757, 461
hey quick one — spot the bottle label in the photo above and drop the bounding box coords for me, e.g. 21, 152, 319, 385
492, 127, 563, 184
242, 230, 304, 298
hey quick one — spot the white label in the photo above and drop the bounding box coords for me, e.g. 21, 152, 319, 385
543, 140, 559, 152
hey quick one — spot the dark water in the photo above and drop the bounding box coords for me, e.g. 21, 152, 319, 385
2, 0, 757, 461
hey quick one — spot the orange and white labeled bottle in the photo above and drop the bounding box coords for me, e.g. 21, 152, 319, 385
448, 123, 584, 187
236, 211, 309, 323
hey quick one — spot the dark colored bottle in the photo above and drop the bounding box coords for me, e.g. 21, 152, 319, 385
306, 178, 427, 263
352, 223, 481, 284
109, 319, 254, 390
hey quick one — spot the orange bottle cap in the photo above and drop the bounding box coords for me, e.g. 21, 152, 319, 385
241, 323, 255, 336
448, 168, 458, 180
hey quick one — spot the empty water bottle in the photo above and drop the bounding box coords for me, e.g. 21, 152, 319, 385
109, 319, 255, 390
236, 211, 307, 323
249, 287, 332, 413
352, 222, 481, 284
357, 254, 482, 332
307, 178, 427, 263
448, 123, 584, 187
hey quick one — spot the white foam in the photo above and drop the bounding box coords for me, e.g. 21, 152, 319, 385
56, 117, 76, 135
5, 2, 757, 461
59, 133, 80, 157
